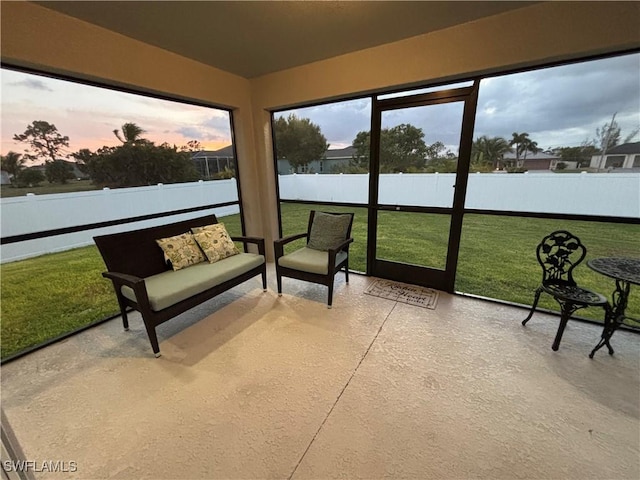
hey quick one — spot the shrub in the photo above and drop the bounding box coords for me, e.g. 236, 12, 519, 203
15, 168, 45, 187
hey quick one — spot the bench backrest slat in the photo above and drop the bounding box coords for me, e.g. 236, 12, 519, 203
93, 215, 219, 278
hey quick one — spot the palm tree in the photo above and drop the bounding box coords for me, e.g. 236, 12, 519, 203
1, 151, 26, 182
521, 139, 541, 162
509, 132, 543, 167
509, 132, 530, 164
472, 136, 512, 170
113, 122, 146, 144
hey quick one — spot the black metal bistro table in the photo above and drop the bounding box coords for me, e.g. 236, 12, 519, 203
587, 257, 640, 358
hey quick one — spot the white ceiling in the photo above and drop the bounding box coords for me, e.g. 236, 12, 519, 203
35, 1, 537, 79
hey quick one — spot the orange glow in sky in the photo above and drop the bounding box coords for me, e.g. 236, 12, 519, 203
1, 69, 233, 161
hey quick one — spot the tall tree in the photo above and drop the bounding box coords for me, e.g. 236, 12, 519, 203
594, 117, 621, 153
352, 124, 428, 173
13, 120, 70, 163
623, 127, 639, 144
1, 151, 26, 181
509, 132, 529, 163
273, 114, 328, 172
521, 139, 541, 161
113, 122, 146, 145
509, 132, 540, 165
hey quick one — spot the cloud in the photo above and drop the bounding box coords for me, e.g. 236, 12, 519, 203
2, 52, 638, 157
176, 115, 231, 143
474, 53, 640, 148
10, 78, 53, 91
273, 52, 638, 152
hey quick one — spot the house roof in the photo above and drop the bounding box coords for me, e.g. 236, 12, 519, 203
325, 146, 356, 159
33, 1, 536, 78
192, 145, 234, 158
503, 151, 559, 160
606, 142, 640, 155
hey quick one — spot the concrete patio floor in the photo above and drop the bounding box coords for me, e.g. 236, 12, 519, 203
2, 265, 639, 479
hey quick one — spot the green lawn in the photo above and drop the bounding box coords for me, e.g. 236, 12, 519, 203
1, 205, 638, 359
0, 179, 100, 198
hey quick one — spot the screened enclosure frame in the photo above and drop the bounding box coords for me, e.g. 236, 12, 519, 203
0, 63, 248, 363
271, 48, 640, 304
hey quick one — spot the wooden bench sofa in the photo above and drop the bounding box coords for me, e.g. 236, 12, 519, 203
94, 215, 267, 357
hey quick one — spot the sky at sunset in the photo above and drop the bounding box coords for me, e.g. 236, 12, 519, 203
1, 69, 232, 162
2, 52, 639, 163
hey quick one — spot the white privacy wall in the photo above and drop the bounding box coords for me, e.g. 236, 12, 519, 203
279, 172, 640, 217
1, 173, 638, 263
0, 180, 240, 263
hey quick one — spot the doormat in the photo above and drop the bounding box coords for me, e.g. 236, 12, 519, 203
364, 279, 439, 309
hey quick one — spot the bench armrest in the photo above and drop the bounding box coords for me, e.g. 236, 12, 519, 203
231, 235, 266, 256
102, 271, 151, 307
102, 271, 144, 287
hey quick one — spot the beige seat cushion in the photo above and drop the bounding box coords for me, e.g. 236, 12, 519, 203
121, 253, 264, 311
278, 247, 347, 275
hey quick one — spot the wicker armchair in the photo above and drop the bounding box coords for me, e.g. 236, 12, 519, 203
274, 211, 354, 308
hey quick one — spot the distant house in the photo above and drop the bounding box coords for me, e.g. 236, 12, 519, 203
589, 142, 640, 170
502, 150, 573, 170
1, 170, 11, 185
277, 146, 356, 175
192, 145, 235, 178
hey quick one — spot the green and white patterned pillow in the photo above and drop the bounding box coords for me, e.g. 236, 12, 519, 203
307, 212, 352, 251
191, 223, 240, 264
156, 232, 206, 271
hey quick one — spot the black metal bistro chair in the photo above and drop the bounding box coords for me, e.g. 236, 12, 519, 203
274, 211, 354, 308
522, 230, 608, 351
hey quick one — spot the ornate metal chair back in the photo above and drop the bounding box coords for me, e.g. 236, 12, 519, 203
535, 230, 587, 287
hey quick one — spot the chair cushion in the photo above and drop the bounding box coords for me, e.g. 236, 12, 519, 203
278, 247, 348, 275
121, 253, 264, 311
542, 284, 608, 306
307, 212, 352, 251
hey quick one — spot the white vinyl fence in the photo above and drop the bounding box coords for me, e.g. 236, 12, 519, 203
1, 173, 638, 263
0, 180, 240, 263
279, 172, 640, 217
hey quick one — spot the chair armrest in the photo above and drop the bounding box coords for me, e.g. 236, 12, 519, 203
231, 235, 266, 256
327, 238, 354, 265
274, 232, 308, 259
328, 237, 354, 254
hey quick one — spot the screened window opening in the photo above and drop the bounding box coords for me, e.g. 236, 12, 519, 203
0, 67, 242, 360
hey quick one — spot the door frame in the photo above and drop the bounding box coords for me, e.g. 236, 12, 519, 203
366, 82, 480, 292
